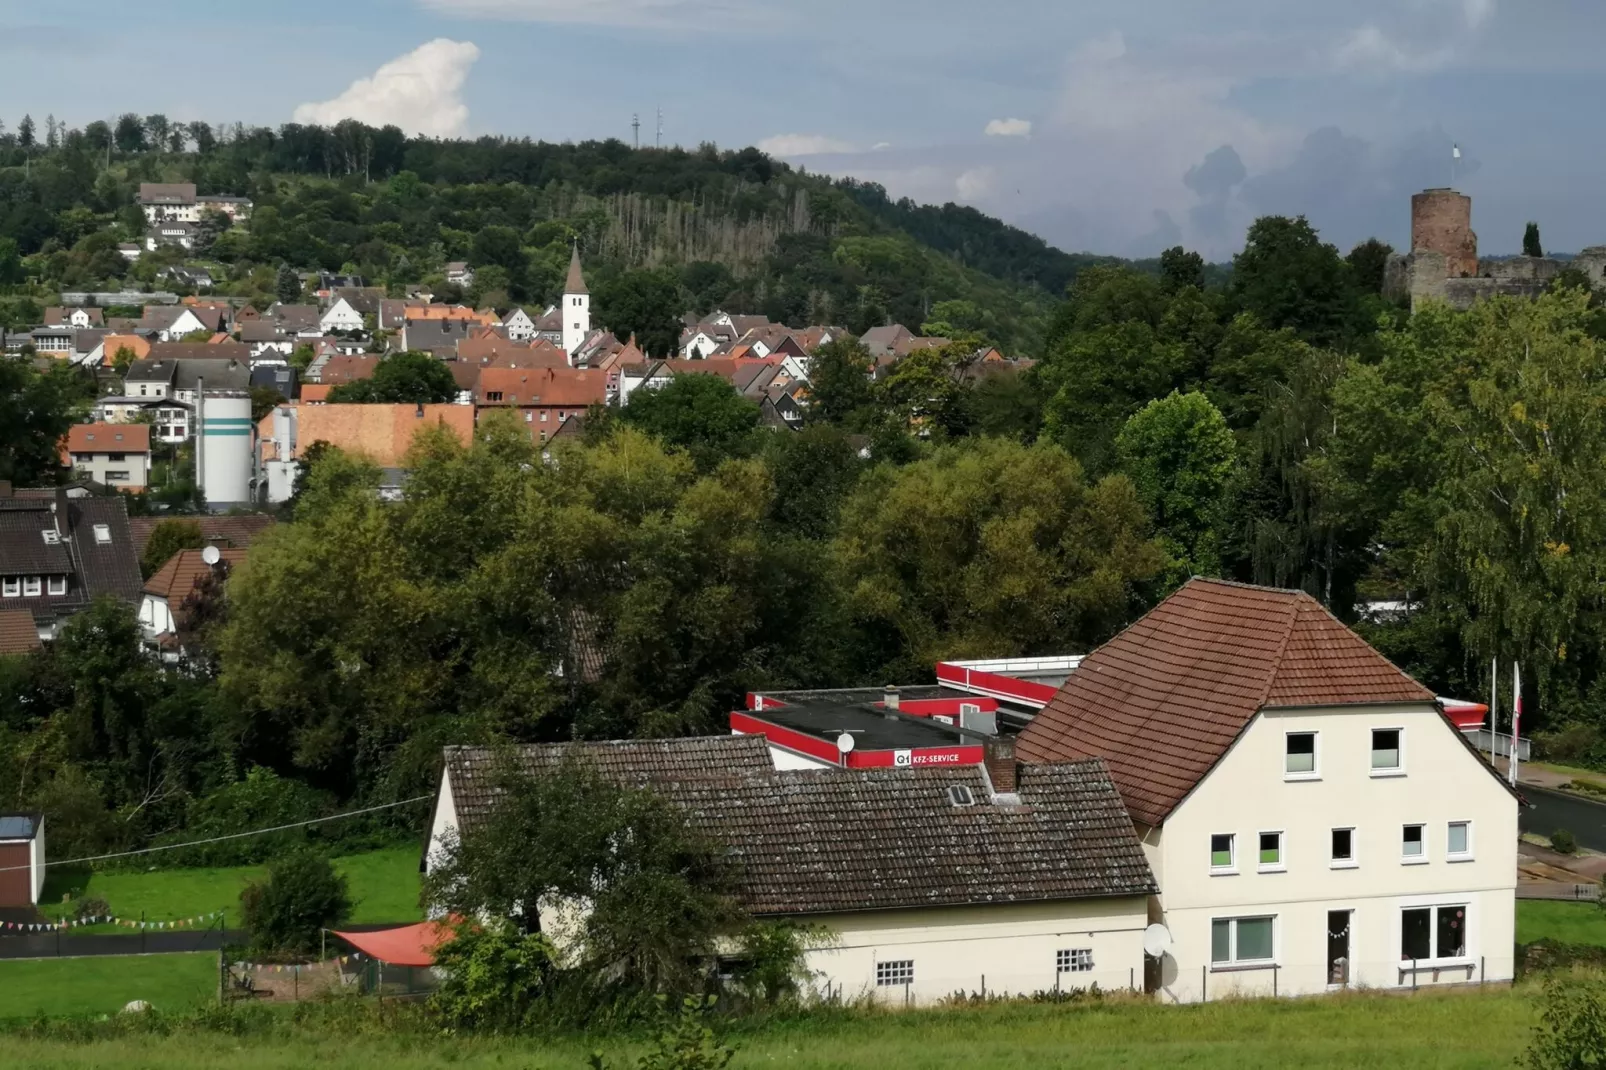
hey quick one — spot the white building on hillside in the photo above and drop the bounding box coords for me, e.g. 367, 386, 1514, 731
1017, 578, 1520, 1002
426, 735, 1157, 1005
560, 246, 589, 362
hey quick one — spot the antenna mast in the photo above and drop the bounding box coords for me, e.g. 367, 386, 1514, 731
655, 107, 663, 149
631, 113, 640, 149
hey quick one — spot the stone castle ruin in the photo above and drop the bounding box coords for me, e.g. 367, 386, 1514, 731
1383, 188, 1606, 310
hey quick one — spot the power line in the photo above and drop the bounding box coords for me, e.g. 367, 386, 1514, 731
0, 795, 432, 875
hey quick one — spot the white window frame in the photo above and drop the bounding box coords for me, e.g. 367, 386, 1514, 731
1209, 832, 1237, 875
1057, 948, 1094, 974
46, 576, 66, 596
92, 524, 111, 545
1401, 823, 1428, 864
1399, 901, 1471, 966
875, 959, 914, 987
1446, 820, 1473, 862
1257, 829, 1286, 873
1211, 915, 1277, 970
1, 578, 18, 598
1284, 730, 1319, 780
1331, 827, 1358, 869
1371, 726, 1406, 777
22, 577, 41, 597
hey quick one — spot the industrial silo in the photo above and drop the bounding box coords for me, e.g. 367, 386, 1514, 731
195, 389, 254, 508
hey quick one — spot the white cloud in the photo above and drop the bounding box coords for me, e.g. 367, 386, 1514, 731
419, 0, 778, 29
1462, 0, 1496, 28
983, 118, 1032, 138
757, 133, 857, 156
1334, 24, 1453, 73
955, 167, 995, 200
293, 39, 480, 137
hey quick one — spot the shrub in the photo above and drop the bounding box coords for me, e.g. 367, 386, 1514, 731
1526, 973, 1606, 1069
239, 850, 351, 955
1552, 829, 1579, 855
589, 997, 735, 1070
161, 767, 330, 867
429, 918, 555, 1032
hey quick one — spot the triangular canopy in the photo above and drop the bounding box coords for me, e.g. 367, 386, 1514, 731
331, 920, 455, 967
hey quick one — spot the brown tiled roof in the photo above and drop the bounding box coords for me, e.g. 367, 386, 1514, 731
67, 423, 150, 454
474, 367, 607, 408
315, 356, 381, 385
1017, 578, 1438, 827
563, 246, 588, 295
446, 740, 1155, 915
0, 610, 40, 655
146, 341, 250, 363
126, 514, 276, 560
272, 403, 474, 466
143, 547, 247, 618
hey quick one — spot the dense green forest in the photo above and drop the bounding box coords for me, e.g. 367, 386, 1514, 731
0, 115, 1115, 353
3, 115, 1606, 875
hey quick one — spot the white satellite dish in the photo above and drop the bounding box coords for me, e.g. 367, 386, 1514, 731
1142, 923, 1173, 958
200, 545, 222, 566
836, 732, 856, 754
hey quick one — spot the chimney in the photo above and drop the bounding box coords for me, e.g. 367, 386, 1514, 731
51, 486, 68, 537
983, 737, 1018, 796
0, 480, 11, 499
882, 685, 900, 711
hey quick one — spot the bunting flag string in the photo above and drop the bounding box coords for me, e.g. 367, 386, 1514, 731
0, 911, 224, 933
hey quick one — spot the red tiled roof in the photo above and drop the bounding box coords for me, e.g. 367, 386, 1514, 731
143, 547, 247, 619
126, 514, 275, 559
1016, 578, 1437, 827
0, 610, 40, 655
67, 423, 150, 454
474, 367, 607, 407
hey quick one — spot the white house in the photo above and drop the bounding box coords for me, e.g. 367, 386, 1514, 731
149, 307, 210, 342
503, 307, 537, 341
319, 297, 365, 333
1017, 578, 1521, 1002
681, 328, 720, 359
139, 547, 244, 642
615, 359, 676, 406
426, 735, 1157, 1005
145, 221, 197, 251
560, 247, 590, 361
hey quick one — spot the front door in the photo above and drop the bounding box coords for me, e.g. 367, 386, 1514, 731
1327, 910, 1352, 985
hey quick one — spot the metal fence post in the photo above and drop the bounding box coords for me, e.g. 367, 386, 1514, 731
1412, 958, 1418, 990
1273, 964, 1278, 998
1130, 967, 1135, 991
1480, 956, 1485, 985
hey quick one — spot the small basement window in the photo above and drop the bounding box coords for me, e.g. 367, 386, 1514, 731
876, 960, 914, 987
947, 785, 975, 807
1057, 948, 1093, 974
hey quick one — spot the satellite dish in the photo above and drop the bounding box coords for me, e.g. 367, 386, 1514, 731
200, 545, 221, 566
1143, 923, 1173, 958
835, 732, 856, 754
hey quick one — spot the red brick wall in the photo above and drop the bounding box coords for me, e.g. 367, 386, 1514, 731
1412, 189, 1479, 277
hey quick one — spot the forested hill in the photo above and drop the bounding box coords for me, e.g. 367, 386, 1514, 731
0, 119, 1127, 353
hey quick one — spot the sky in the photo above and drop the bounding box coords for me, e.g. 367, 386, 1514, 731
5, 0, 1606, 260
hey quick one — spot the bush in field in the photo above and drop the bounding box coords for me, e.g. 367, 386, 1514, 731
1552, 829, 1579, 855
240, 850, 351, 955
1526, 973, 1606, 1069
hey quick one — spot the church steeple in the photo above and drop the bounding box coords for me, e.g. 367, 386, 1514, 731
561, 243, 590, 364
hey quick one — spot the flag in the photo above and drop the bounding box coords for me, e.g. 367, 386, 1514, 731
1453, 144, 1462, 159
1510, 662, 1522, 786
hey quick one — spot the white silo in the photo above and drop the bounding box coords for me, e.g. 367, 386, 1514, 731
196, 390, 254, 508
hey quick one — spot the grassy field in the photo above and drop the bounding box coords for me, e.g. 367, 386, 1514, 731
1516, 899, 1606, 945
36, 846, 423, 929
0, 954, 217, 1021
0, 986, 1546, 1069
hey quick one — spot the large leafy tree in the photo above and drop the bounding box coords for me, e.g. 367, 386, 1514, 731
1230, 215, 1362, 349
594, 268, 682, 357
833, 437, 1164, 678
1116, 391, 1237, 584
619, 373, 760, 469
0, 359, 91, 485
805, 337, 875, 428
326, 351, 458, 404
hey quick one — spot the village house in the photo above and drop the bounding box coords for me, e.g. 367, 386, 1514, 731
258, 403, 476, 503
445, 261, 474, 287
120, 358, 250, 443
1015, 578, 1520, 1001
473, 366, 608, 440
319, 296, 366, 334
138, 546, 246, 651
65, 424, 152, 492
44, 307, 104, 330
501, 307, 537, 341
426, 735, 1157, 1005
137, 183, 252, 223
0, 484, 142, 641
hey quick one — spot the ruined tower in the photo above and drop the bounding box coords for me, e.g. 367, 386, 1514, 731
1410, 189, 1479, 278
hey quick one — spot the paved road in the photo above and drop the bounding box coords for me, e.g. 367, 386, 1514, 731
1521, 785, 1606, 853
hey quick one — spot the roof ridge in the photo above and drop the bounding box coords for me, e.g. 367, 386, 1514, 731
1255, 591, 1306, 709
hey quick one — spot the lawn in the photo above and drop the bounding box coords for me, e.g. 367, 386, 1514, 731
0, 953, 216, 1020
0, 985, 1546, 1069
1516, 899, 1606, 945
36, 845, 423, 929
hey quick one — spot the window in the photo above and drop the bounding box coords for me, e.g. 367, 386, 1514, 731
1401, 906, 1466, 962
1402, 824, 1426, 862
1211, 916, 1275, 966
47, 576, 66, 596
92, 524, 111, 545
1258, 831, 1284, 871
486, 391, 503, 402
1210, 833, 1236, 873
540, 411, 549, 422
1, 578, 17, 598
1447, 821, 1472, 860
1057, 948, 1094, 974
105, 471, 130, 482
524, 412, 533, 423
1331, 828, 1356, 867
1285, 732, 1317, 777
876, 960, 914, 987
946, 785, 975, 807
41, 530, 59, 546
107, 452, 125, 462
22, 577, 41, 597
1372, 728, 1403, 774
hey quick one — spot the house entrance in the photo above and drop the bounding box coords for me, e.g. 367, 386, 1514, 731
1327, 910, 1351, 985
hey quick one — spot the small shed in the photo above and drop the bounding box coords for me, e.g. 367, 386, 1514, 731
0, 814, 44, 908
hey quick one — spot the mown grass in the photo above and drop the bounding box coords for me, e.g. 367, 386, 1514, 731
35, 846, 423, 930
0, 985, 1546, 1069
1516, 899, 1606, 945
0, 953, 217, 1021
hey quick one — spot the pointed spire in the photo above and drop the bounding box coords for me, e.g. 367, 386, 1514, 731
564, 243, 588, 295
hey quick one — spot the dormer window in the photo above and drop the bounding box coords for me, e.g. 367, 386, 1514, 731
47, 576, 66, 596
41, 530, 59, 545
1, 578, 17, 598
22, 577, 41, 597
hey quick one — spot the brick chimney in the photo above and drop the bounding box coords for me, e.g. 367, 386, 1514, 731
983, 737, 1018, 796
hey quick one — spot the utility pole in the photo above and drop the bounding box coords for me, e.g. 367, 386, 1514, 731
655, 107, 663, 149
631, 113, 640, 149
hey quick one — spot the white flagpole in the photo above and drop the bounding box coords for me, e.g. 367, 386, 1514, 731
1489, 657, 1498, 761
1509, 663, 1522, 786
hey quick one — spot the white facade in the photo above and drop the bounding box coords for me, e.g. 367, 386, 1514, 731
157, 308, 209, 341
138, 592, 177, 637
320, 297, 364, 333
1145, 702, 1518, 1002
504, 308, 536, 341
196, 393, 255, 507
561, 290, 590, 362
681, 330, 719, 359
71, 448, 150, 491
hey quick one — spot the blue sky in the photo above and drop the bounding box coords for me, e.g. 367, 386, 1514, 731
6, 0, 1605, 259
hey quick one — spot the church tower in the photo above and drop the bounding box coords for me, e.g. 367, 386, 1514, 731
561, 244, 590, 364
